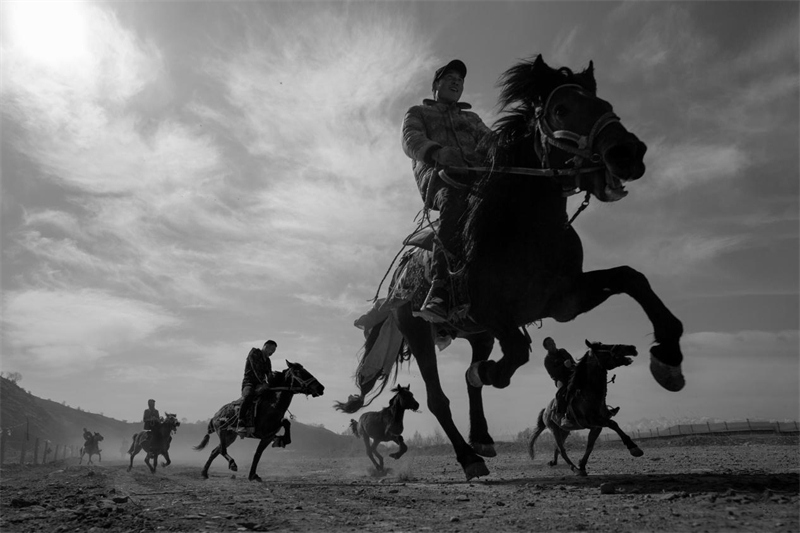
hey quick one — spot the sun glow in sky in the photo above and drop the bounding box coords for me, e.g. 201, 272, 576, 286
4, 1, 90, 67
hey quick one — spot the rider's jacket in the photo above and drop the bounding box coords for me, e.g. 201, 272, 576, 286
544, 348, 576, 387
143, 408, 160, 430
401, 99, 491, 208
242, 347, 273, 388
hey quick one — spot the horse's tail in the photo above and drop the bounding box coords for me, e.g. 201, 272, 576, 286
193, 419, 216, 451
334, 304, 409, 414
349, 419, 360, 438
527, 408, 547, 460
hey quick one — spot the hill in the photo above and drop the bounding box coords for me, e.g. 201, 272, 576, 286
0, 376, 359, 464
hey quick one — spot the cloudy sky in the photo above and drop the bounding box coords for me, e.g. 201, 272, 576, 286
1, 1, 797, 439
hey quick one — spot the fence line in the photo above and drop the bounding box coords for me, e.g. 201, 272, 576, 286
600, 419, 799, 443
0, 433, 79, 466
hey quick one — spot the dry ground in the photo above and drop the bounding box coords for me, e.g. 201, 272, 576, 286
1, 436, 797, 532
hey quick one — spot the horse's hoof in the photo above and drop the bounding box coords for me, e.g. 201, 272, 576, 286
464, 460, 489, 481
630, 447, 644, 457
649, 354, 685, 391
229, 465, 238, 472
465, 363, 483, 388
249, 475, 262, 482
547, 461, 557, 467
577, 470, 588, 477
470, 442, 497, 458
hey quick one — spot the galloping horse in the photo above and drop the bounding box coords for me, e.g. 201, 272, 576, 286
529, 340, 643, 476
127, 413, 180, 474
194, 361, 325, 482
79, 432, 104, 465
337, 54, 684, 480
349, 385, 420, 472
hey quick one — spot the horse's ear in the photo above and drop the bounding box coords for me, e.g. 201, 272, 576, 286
579, 61, 597, 93
585, 339, 592, 348
285, 360, 294, 367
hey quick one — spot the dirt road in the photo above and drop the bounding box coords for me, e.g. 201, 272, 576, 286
1, 438, 797, 532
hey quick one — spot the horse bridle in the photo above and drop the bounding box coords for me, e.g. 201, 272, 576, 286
589, 344, 628, 371
271, 368, 320, 394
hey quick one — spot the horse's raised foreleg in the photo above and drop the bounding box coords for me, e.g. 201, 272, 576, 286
576, 427, 603, 476
248, 438, 271, 482
605, 419, 643, 457
388, 435, 408, 460
160, 450, 171, 468
550, 267, 684, 391
397, 305, 488, 480
468, 324, 530, 390
465, 332, 496, 457
273, 419, 292, 448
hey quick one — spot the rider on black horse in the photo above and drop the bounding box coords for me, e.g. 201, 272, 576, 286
544, 337, 620, 427
401, 59, 492, 323
237, 340, 277, 437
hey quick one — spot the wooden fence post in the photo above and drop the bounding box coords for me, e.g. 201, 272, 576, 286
747, 418, 752, 432
0, 433, 5, 465
54, 444, 61, 463
33, 438, 40, 465
19, 439, 26, 465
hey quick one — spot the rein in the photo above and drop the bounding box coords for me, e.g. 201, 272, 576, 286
440, 84, 619, 227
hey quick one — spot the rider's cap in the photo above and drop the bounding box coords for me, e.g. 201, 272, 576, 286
432, 59, 467, 89
148, 398, 155, 403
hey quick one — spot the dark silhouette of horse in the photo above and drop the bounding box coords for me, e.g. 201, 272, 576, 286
194, 361, 325, 482
127, 413, 180, 474
529, 340, 643, 476
337, 54, 684, 480
79, 432, 104, 465
349, 385, 420, 471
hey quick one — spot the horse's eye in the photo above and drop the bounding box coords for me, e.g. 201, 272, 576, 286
554, 105, 568, 118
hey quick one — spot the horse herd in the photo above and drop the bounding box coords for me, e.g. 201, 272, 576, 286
85, 54, 687, 482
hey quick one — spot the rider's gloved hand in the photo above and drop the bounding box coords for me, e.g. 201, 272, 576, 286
431, 147, 466, 172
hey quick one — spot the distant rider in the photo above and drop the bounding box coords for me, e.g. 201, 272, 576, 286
237, 340, 277, 437
543, 337, 578, 427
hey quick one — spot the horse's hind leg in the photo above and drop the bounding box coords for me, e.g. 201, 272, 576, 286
606, 419, 643, 457
465, 332, 496, 457
551, 426, 579, 472
551, 267, 685, 391
248, 438, 271, 482
127, 448, 138, 472
364, 436, 384, 471
576, 427, 602, 476
389, 436, 407, 460
397, 306, 487, 480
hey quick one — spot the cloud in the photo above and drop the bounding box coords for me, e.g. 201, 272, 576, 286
643, 139, 749, 195
2, 289, 179, 370
684, 330, 799, 358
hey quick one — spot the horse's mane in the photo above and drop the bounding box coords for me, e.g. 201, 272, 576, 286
463, 55, 597, 263
566, 350, 593, 395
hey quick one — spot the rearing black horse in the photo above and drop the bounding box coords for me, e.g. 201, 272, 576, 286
337, 54, 684, 480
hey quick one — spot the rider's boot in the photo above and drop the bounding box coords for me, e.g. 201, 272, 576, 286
417, 243, 450, 323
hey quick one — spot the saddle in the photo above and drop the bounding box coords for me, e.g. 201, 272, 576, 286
392, 226, 480, 334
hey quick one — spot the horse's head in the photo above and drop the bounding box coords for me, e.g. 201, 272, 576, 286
94, 432, 104, 442
390, 384, 420, 412
163, 413, 180, 433
283, 361, 325, 397
496, 54, 647, 202
585, 339, 637, 371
